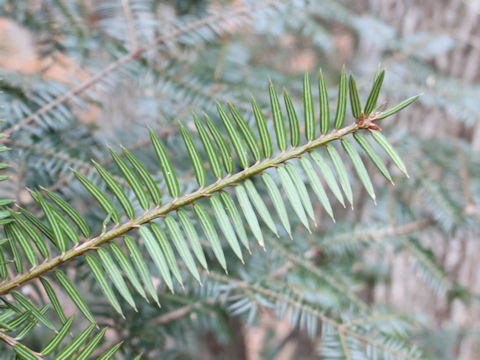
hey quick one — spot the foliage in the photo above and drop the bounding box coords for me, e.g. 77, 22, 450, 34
0, 0, 477, 359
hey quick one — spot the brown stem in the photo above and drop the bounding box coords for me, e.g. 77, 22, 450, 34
0, 331, 42, 358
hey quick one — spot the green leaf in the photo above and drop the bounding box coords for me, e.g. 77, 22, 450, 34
54, 323, 96, 360
53, 210, 79, 245
303, 72, 315, 141
234, 184, 264, 249
5, 226, 22, 273
109, 148, 150, 210
149, 128, 180, 198
334, 66, 347, 129
9, 212, 49, 258
6, 223, 37, 266
75, 328, 107, 360
261, 173, 291, 238
353, 132, 392, 183
12, 291, 55, 331
0, 246, 8, 280
229, 102, 262, 162
310, 151, 345, 207
349, 74, 362, 119
210, 195, 243, 263
40, 277, 67, 323
0, 218, 12, 226
97, 247, 137, 311
18, 207, 54, 242
376, 95, 420, 120
150, 223, 183, 288
251, 96, 273, 158
0, 199, 13, 207
217, 102, 250, 169
193, 113, 223, 179
0, 309, 15, 323
73, 169, 120, 223
177, 209, 208, 270
42, 188, 91, 237
326, 144, 353, 208
341, 138, 376, 201
34, 191, 68, 252
97, 342, 122, 360
277, 166, 310, 231
15, 305, 49, 341
164, 215, 201, 283
364, 70, 385, 115
204, 113, 234, 174
13, 344, 40, 360
220, 191, 250, 252
138, 226, 174, 293
269, 81, 287, 151
123, 236, 160, 306
93, 160, 135, 219
122, 146, 163, 205
7, 310, 31, 330
193, 203, 227, 272
0, 199, 13, 206
319, 70, 330, 134
55, 270, 96, 323
370, 130, 409, 177
283, 89, 300, 147
284, 163, 316, 224
84, 254, 124, 317
41, 315, 75, 356
244, 179, 278, 237
180, 123, 207, 187
109, 242, 148, 302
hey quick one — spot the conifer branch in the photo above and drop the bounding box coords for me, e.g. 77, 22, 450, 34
0, 119, 369, 295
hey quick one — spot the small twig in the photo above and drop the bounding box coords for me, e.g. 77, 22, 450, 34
266, 236, 369, 311
204, 271, 421, 360
456, 144, 475, 209
338, 331, 352, 360
7, 140, 91, 170
0, 331, 43, 357
152, 305, 193, 324
342, 313, 409, 329
317, 219, 433, 251
120, 0, 138, 50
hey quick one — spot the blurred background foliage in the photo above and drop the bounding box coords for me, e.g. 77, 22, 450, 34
0, 0, 479, 359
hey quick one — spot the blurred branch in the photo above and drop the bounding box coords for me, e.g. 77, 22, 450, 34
7, 139, 91, 170
265, 236, 369, 311
120, 0, 138, 50
153, 305, 194, 325
317, 219, 434, 251
0, 0, 285, 142
205, 271, 421, 360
